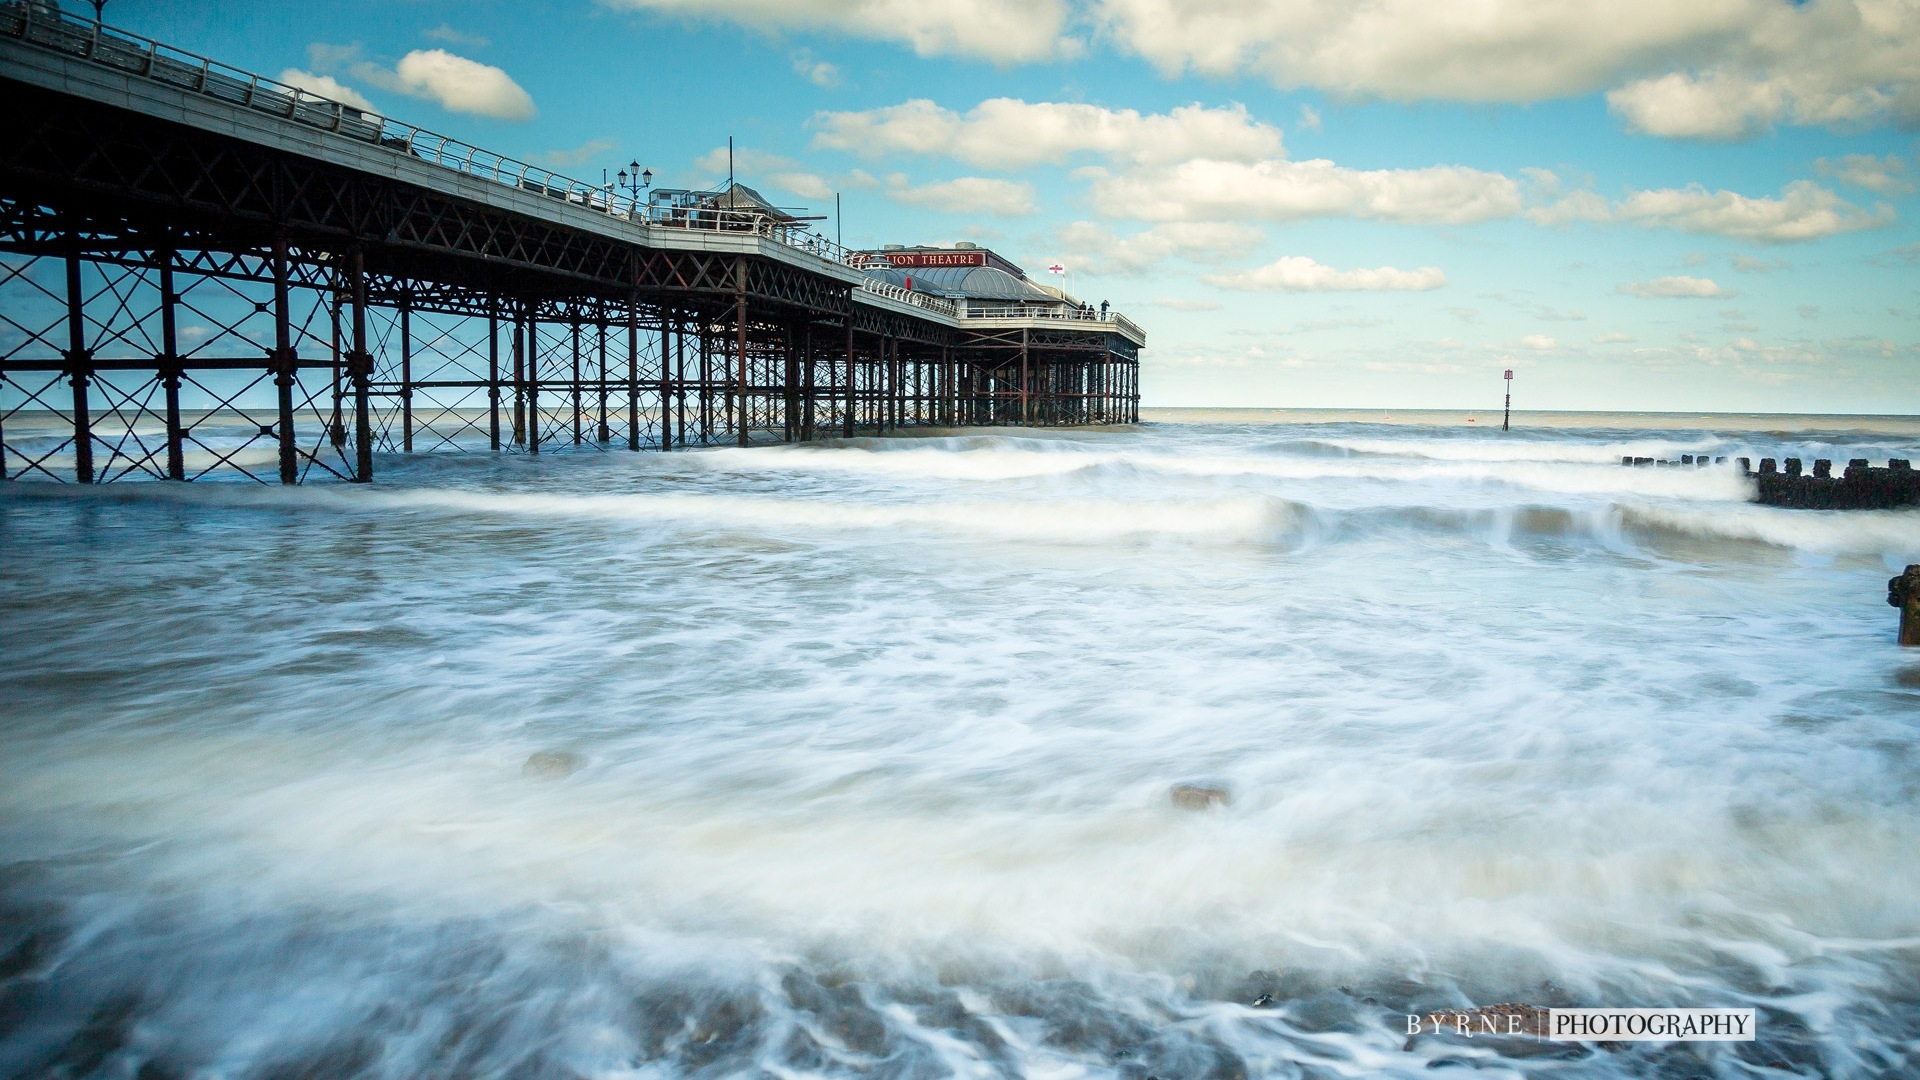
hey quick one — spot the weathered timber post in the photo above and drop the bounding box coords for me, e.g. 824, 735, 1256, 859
1893, 565, 1920, 646
487, 302, 501, 451
64, 235, 93, 483
348, 251, 373, 482
399, 291, 413, 453
735, 259, 749, 447
270, 234, 298, 484
158, 245, 185, 480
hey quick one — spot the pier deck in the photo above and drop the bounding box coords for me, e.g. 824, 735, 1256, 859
0, 6, 1142, 484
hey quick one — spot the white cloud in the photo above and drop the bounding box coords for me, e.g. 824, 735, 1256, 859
606, 0, 1076, 63
1094, 0, 1744, 100
310, 43, 536, 121
1089, 158, 1522, 224
1523, 180, 1893, 242
1204, 256, 1447, 292
423, 24, 490, 49
885, 175, 1037, 216
1054, 221, 1263, 275
1730, 254, 1791, 272
536, 138, 618, 169
1815, 153, 1913, 193
1525, 190, 1611, 227
1615, 180, 1891, 242
278, 69, 375, 113
1296, 103, 1322, 132
1519, 334, 1557, 350
1605, 72, 1787, 139
1593, 332, 1636, 343
1096, 0, 1920, 137
693, 147, 838, 202
1152, 297, 1224, 311
1621, 275, 1734, 298
392, 49, 535, 120
792, 51, 842, 87
813, 98, 1283, 169
816, 95, 1518, 228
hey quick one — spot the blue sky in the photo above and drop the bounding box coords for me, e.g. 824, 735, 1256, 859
109, 1, 1920, 413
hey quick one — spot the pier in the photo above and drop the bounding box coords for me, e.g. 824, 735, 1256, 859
0, 6, 1143, 484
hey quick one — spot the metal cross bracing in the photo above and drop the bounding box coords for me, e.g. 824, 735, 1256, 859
0, 195, 1143, 483
1, 8, 1143, 484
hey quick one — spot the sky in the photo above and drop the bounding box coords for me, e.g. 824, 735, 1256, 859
104, 0, 1920, 414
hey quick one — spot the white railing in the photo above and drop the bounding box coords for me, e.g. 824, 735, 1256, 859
2, 3, 1138, 338
961, 299, 1141, 332
856, 278, 958, 317
0, 3, 872, 267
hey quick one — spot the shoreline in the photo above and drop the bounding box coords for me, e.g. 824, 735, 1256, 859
1140, 407, 1920, 435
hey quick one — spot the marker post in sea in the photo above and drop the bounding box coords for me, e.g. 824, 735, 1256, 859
1503, 369, 1513, 431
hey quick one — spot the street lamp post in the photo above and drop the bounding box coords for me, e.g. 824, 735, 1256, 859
615, 160, 652, 216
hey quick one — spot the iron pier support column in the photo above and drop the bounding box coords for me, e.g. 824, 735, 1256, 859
801, 323, 816, 442
271, 235, 298, 484
571, 320, 583, 446
63, 237, 93, 484
784, 322, 800, 443
327, 294, 346, 451
843, 323, 855, 439
399, 293, 413, 454
627, 296, 641, 452
527, 304, 541, 454
597, 317, 610, 444
1019, 328, 1031, 427
511, 309, 526, 447
673, 314, 686, 447
698, 321, 711, 444
735, 260, 749, 447
349, 251, 372, 482
158, 246, 185, 480
658, 309, 673, 451
487, 302, 501, 451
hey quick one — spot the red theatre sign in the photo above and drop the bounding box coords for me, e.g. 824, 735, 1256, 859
872, 251, 987, 269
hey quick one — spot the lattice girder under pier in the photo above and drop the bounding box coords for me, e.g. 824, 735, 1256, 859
1, 15, 1141, 483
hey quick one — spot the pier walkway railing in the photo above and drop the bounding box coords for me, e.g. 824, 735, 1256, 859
0, 4, 1136, 344
0, 3, 1142, 486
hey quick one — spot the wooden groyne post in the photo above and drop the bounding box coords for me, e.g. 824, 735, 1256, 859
1893, 566, 1920, 647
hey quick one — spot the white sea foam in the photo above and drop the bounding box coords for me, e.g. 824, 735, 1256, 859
1, 414, 1917, 1078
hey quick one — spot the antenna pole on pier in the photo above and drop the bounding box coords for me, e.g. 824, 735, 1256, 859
1503, 369, 1512, 432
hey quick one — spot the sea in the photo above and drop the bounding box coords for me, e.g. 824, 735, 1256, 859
2, 409, 1918, 1079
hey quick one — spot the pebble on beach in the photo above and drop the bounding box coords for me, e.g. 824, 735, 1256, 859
523, 751, 584, 779
1170, 784, 1231, 811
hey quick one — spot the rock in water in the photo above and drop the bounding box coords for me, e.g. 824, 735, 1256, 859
523, 750, 584, 779
1170, 783, 1231, 810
